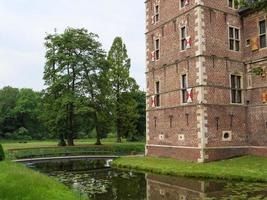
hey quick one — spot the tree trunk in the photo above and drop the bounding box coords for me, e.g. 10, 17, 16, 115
67, 103, 75, 146
116, 111, 122, 143
94, 111, 102, 145
66, 65, 75, 146
116, 85, 122, 143
58, 133, 66, 146
116, 122, 122, 143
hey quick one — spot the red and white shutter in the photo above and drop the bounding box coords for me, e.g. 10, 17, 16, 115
151, 51, 155, 62
151, 95, 156, 107
184, 0, 189, 6
151, 15, 155, 25
262, 92, 267, 103
186, 36, 191, 49
186, 88, 193, 103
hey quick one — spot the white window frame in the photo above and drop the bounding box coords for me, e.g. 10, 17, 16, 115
230, 74, 243, 105
154, 4, 160, 23
155, 81, 161, 107
181, 73, 188, 104
180, 26, 187, 51
180, 0, 187, 9
154, 38, 160, 61
259, 19, 267, 49
228, 26, 241, 52
228, 0, 239, 9
246, 39, 250, 47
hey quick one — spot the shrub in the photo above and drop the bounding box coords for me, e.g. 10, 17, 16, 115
12, 127, 32, 141
0, 144, 5, 161
58, 140, 67, 147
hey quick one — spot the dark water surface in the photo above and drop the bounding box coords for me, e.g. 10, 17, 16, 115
29, 159, 267, 200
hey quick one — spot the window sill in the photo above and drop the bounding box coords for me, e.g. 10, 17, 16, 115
228, 7, 239, 11
181, 102, 192, 106
259, 47, 267, 51
230, 102, 244, 106
228, 49, 241, 53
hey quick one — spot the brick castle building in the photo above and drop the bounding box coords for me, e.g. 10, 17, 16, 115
145, 0, 267, 162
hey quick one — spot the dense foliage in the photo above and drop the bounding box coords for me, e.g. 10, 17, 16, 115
107, 37, 139, 142
0, 28, 145, 145
0, 85, 145, 143
0, 87, 46, 140
42, 28, 145, 145
239, 0, 267, 10
42, 28, 110, 146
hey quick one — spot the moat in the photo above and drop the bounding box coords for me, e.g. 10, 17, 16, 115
29, 159, 267, 200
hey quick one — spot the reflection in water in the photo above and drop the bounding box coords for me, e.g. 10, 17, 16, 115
104, 159, 113, 167
30, 160, 267, 200
147, 174, 267, 200
49, 169, 146, 200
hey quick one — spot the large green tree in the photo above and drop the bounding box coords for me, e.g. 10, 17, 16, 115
44, 29, 79, 146
43, 30, 67, 145
130, 90, 146, 141
0, 87, 45, 140
40, 91, 68, 145
78, 33, 112, 145
107, 37, 138, 143
43, 28, 111, 145
13, 88, 44, 139
116, 92, 139, 141
0, 87, 20, 137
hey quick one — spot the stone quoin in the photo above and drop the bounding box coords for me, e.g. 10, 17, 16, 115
145, 0, 267, 162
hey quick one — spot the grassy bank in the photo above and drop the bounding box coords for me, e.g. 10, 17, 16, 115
3, 140, 144, 160
1, 138, 143, 150
9, 144, 145, 160
0, 161, 83, 200
113, 156, 267, 182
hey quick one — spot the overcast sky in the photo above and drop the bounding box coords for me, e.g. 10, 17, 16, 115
0, 0, 146, 91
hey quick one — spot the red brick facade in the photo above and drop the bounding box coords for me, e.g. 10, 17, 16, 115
145, 0, 267, 162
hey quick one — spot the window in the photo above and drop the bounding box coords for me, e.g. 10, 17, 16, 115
246, 39, 250, 47
154, 5, 160, 23
169, 115, 173, 128
231, 75, 242, 104
181, 26, 187, 51
154, 117, 157, 128
180, 0, 188, 8
181, 74, 188, 103
154, 39, 160, 60
161, 26, 165, 37
155, 81, 160, 107
229, 27, 240, 51
228, 0, 239, 9
259, 20, 266, 48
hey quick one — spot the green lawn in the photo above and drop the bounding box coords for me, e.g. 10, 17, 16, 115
0, 161, 84, 200
1, 138, 141, 150
0, 139, 145, 200
113, 156, 267, 182
0, 139, 145, 160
